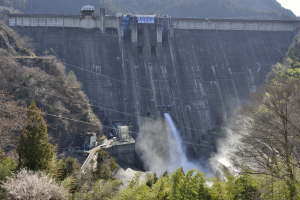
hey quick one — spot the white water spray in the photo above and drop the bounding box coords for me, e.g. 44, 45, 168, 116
165, 113, 183, 164
164, 113, 199, 173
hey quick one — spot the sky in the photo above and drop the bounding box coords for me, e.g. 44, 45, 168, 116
277, 0, 300, 17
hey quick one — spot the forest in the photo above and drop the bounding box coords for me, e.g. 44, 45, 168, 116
0, 0, 297, 20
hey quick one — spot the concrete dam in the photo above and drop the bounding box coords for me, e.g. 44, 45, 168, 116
8, 8, 300, 162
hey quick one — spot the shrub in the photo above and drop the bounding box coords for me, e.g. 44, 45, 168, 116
82, 110, 92, 122
293, 62, 300, 69
0, 150, 17, 200
66, 71, 81, 89
2, 168, 68, 200
75, 179, 121, 200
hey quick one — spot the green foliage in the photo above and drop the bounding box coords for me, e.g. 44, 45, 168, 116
108, 157, 118, 172
65, 157, 80, 177
146, 174, 154, 188
153, 172, 158, 184
62, 176, 80, 197
287, 34, 300, 63
293, 62, 300, 69
145, 173, 158, 189
171, 168, 210, 200
293, 35, 299, 44
119, 168, 211, 200
210, 171, 259, 200
0, 157, 17, 182
68, 71, 76, 80
82, 110, 92, 122
162, 170, 168, 177
25, 74, 33, 80
231, 30, 300, 199
89, 149, 118, 181
68, 150, 119, 199
117, 168, 263, 200
17, 101, 54, 171
0, 148, 5, 163
269, 33, 300, 82
55, 159, 68, 181
0, 149, 17, 200
121, 172, 154, 200
66, 70, 81, 89
258, 174, 300, 199
75, 179, 121, 200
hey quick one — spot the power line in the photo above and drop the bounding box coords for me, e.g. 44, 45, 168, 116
44, 49, 212, 133
46, 48, 209, 112
0, 103, 206, 147
0, 75, 208, 134
1, 47, 212, 134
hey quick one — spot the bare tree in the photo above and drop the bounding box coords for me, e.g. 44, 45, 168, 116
0, 90, 26, 154
231, 79, 300, 199
2, 168, 68, 200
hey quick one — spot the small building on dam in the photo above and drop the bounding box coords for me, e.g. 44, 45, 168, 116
7, 6, 300, 164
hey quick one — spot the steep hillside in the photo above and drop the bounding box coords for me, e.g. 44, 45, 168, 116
0, 23, 32, 55
0, 23, 103, 150
162, 0, 295, 19
0, 6, 22, 24
231, 0, 295, 17
1, 0, 297, 20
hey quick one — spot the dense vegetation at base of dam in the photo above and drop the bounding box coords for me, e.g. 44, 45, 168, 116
0, 0, 297, 19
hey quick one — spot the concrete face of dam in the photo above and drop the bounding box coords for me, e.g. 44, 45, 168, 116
10, 18, 297, 160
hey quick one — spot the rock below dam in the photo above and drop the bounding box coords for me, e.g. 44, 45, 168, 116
12, 25, 296, 160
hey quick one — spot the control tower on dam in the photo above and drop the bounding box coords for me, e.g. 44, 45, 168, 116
8, 7, 300, 160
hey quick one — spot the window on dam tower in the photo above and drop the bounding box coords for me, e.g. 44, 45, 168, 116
138, 46, 144, 55
151, 46, 157, 55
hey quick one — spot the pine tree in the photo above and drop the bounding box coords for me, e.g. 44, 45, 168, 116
92, 149, 118, 181
17, 101, 54, 171
153, 172, 158, 184
65, 157, 80, 176
56, 159, 67, 181
163, 170, 168, 177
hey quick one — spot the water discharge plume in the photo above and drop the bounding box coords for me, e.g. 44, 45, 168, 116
164, 113, 200, 173
209, 118, 242, 175
136, 114, 206, 176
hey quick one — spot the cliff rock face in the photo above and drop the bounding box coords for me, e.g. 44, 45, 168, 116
12, 26, 296, 159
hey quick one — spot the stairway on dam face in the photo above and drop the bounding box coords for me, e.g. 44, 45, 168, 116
11, 26, 296, 161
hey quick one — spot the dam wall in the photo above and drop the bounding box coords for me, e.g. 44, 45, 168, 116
9, 14, 300, 32
9, 15, 298, 160
104, 143, 136, 165
172, 18, 300, 31
8, 14, 120, 30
